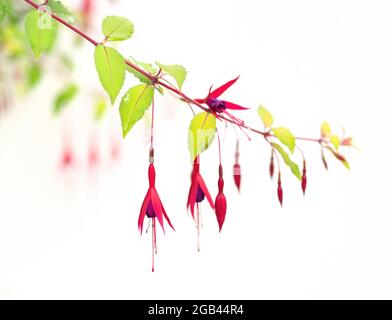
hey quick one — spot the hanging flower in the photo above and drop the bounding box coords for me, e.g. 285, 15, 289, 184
187, 157, 214, 218
138, 163, 175, 235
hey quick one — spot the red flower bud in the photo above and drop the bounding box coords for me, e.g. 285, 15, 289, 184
277, 173, 283, 207
215, 192, 227, 232
233, 140, 241, 192
269, 151, 274, 179
321, 151, 328, 171
301, 160, 307, 195
233, 163, 241, 192
215, 165, 227, 231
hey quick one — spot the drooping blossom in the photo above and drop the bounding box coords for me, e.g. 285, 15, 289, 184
138, 163, 175, 235
187, 157, 214, 218
138, 161, 174, 271
187, 156, 214, 252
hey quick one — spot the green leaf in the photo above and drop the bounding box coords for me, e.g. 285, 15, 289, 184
156, 62, 187, 90
321, 121, 331, 136
94, 97, 108, 121
102, 16, 134, 41
188, 112, 217, 161
272, 143, 302, 180
27, 64, 41, 88
257, 105, 274, 128
47, 0, 75, 24
330, 134, 340, 151
24, 10, 58, 59
0, 0, 9, 23
94, 44, 126, 104
119, 84, 154, 137
53, 84, 78, 115
126, 58, 157, 84
272, 127, 296, 154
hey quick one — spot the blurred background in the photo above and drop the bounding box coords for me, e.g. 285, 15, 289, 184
1, 0, 392, 299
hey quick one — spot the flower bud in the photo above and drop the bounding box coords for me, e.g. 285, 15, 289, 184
277, 173, 283, 207
301, 160, 307, 195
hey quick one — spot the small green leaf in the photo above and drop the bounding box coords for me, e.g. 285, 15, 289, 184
0, 0, 9, 23
126, 58, 157, 84
94, 97, 108, 121
257, 106, 273, 128
272, 143, 302, 180
25, 10, 58, 59
119, 84, 154, 137
272, 127, 296, 154
156, 62, 187, 89
102, 16, 134, 41
321, 121, 331, 136
330, 134, 340, 151
53, 84, 78, 115
47, 0, 75, 24
188, 112, 217, 161
94, 44, 126, 104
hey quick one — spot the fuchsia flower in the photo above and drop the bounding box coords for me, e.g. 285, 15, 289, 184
187, 157, 214, 218
195, 76, 249, 113
138, 163, 175, 235
215, 165, 227, 232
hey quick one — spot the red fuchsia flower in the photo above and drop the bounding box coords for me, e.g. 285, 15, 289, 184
138, 163, 175, 235
187, 157, 214, 218
138, 161, 174, 272
195, 76, 249, 114
215, 165, 227, 232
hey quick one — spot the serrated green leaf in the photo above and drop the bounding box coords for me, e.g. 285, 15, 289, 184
102, 16, 134, 41
321, 121, 331, 136
272, 143, 301, 180
0, 0, 9, 23
53, 84, 78, 115
119, 84, 154, 137
156, 62, 187, 90
94, 44, 126, 104
188, 112, 216, 161
272, 127, 296, 154
330, 134, 340, 151
47, 0, 75, 24
94, 97, 108, 121
25, 10, 58, 59
257, 105, 273, 128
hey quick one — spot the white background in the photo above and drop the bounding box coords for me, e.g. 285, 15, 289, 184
1, 0, 392, 299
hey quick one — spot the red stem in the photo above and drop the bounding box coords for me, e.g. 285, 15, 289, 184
22, 0, 321, 144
